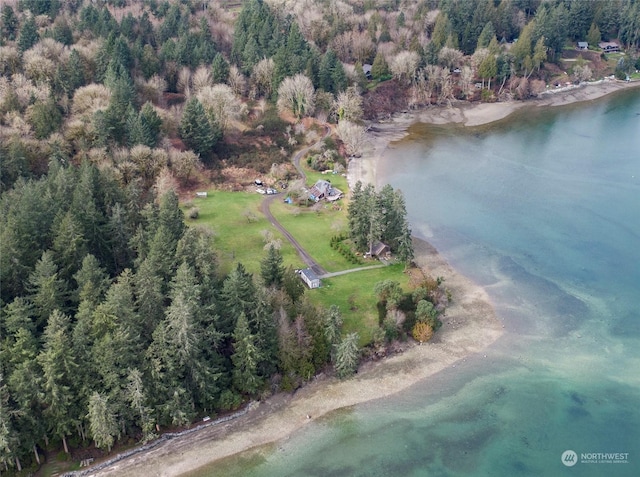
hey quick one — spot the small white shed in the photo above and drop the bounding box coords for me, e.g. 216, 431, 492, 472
299, 268, 320, 289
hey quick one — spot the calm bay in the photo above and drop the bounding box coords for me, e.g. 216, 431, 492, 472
190, 89, 640, 476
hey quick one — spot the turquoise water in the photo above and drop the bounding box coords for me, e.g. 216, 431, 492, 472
192, 89, 640, 476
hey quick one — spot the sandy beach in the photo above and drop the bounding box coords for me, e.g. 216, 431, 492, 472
85, 79, 639, 477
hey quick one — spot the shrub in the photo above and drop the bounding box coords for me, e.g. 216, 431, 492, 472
218, 390, 242, 411
382, 316, 399, 342
412, 322, 434, 343
188, 207, 199, 219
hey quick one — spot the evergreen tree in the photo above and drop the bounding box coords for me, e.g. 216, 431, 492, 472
3, 325, 44, 468
134, 259, 165, 341
211, 53, 230, 84
334, 332, 359, 379
323, 304, 343, 348
282, 266, 305, 303
179, 97, 220, 161
91, 270, 142, 396
38, 310, 79, 454
87, 392, 118, 452
17, 15, 39, 52
27, 251, 69, 330
586, 23, 601, 47
231, 312, 262, 395
218, 263, 257, 336
51, 211, 87, 284
1, 5, 18, 41
371, 51, 390, 80
0, 374, 19, 472
319, 50, 338, 93
260, 244, 284, 288
249, 289, 279, 378
124, 369, 156, 443
476, 21, 496, 50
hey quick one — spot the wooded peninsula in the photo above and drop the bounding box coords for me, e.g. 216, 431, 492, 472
1, 0, 639, 474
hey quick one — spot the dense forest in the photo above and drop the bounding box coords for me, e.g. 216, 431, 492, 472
1, 0, 640, 472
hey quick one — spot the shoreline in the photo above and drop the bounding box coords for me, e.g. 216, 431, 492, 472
348, 79, 640, 188
86, 237, 503, 477
86, 79, 639, 477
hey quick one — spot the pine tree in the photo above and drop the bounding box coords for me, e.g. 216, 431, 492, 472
211, 53, 230, 84
1, 5, 18, 41
27, 251, 69, 330
180, 97, 220, 161
87, 392, 118, 452
334, 332, 359, 379
38, 310, 79, 454
218, 263, 257, 336
260, 244, 284, 288
0, 374, 19, 472
17, 15, 39, 52
231, 312, 262, 395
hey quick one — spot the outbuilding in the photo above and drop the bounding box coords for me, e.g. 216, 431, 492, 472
298, 268, 321, 289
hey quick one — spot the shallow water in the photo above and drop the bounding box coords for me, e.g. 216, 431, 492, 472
191, 89, 640, 476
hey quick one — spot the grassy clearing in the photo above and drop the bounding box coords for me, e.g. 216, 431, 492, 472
185, 190, 305, 276
184, 179, 412, 346
308, 263, 411, 346
269, 199, 361, 273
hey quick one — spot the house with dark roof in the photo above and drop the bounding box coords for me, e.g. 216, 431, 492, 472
599, 41, 620, 53
308, 179, 343, 202
366, 241, 390, 259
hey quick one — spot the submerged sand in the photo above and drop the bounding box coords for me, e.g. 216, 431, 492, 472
87, 80, 639, 477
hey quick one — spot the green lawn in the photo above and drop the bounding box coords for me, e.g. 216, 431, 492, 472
269, 199, 360, 273
185, 190, 305, 276
184, 181, 413, 345
309, 263, 411, 346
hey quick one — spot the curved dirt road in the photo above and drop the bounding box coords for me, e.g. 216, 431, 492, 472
260, 125, 331, 276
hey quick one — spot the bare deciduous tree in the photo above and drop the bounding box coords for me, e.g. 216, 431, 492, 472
330, 30, 375, 63
459, 65, 474, 98
572, 64, 593, 83
277, 74, 315, 119
436, 67, 454, 105
0, 46, 22, 76
390, 50, 419, 85
153, 167, 179, 198
177, 67, 191, 96
170, 149, 201, 182
191, 65, 213, 94
12, 73, 51, 109
251, 57, 275, 98
227, 65, 246, 96
438, 46, 464, 70
336, 120, 367, 157
333, 86, 363, 122
196, 84, 247, 132
71, 84, 111, 118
